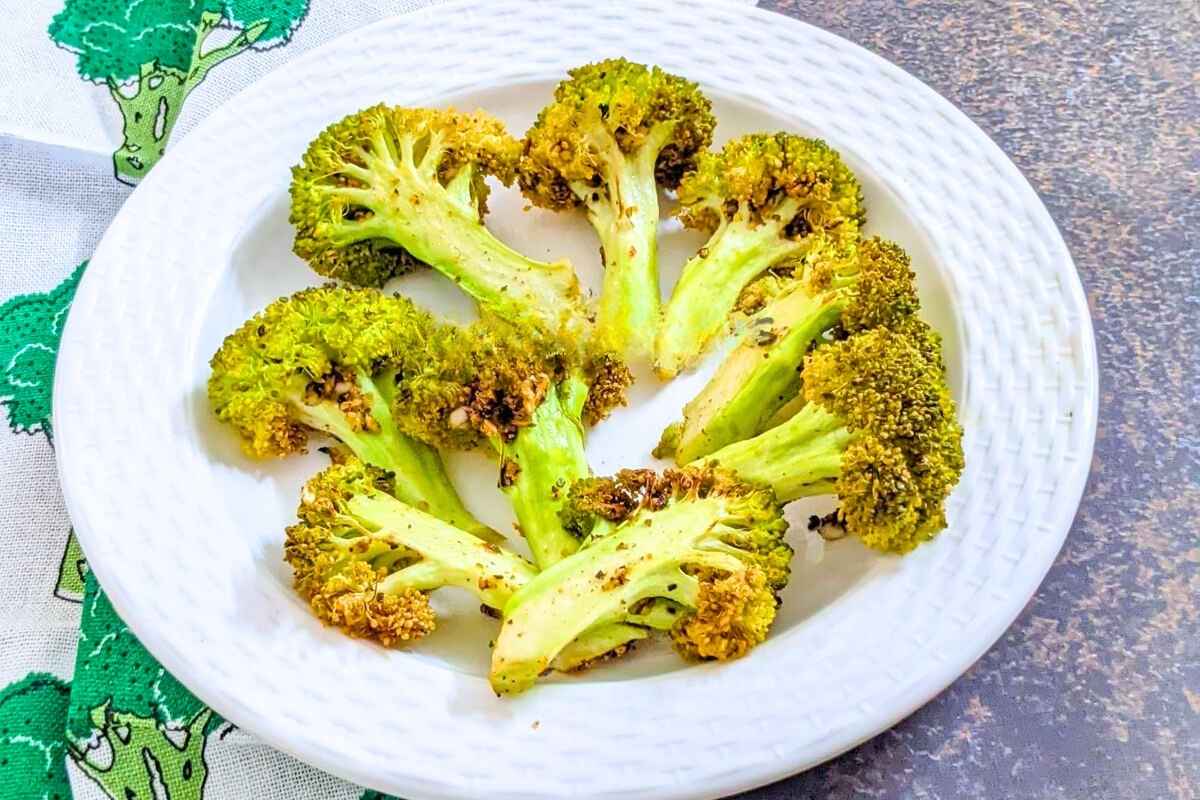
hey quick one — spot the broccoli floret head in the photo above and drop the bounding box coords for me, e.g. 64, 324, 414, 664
391, 319, 556, 451
581, 349, 635, 424
677, 132, 864, 242
804, 323, 963, 550
886, 311, 950, 376
208, 285, 432, 457
391, 318, 631, 451
290, 104, 521, 284
490, 466, 790, 693
669, 567, 777, 661
285, 462, 437, 646
835, 237, 921, 333
520, 58, 715, 210
301, 239, 425, 290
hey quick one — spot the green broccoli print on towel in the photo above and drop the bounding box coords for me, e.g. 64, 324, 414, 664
0, 266, 221, 800
0, 262, 84, 439
69, 576, 224, 800
49, 0, 310, 184
0, 262, 88, 602
0, 673, 73, 800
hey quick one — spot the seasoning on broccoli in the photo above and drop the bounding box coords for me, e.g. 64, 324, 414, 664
387, 311, 632, 569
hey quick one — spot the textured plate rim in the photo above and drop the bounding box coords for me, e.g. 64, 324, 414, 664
53, 2, 1099, 798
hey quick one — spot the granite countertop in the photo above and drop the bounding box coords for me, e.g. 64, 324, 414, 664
743, 2, 1200, 798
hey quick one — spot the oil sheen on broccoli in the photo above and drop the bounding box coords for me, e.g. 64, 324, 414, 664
703, 323, 964, 553
655, 132, 865, 377
490, 466, 791, 694
207, 285, 495, 540
285, 459, 537, 645
387, 310, 632, 569
290, 105, 586, 336
659, 238, 920, 463
520, 59, 715, 359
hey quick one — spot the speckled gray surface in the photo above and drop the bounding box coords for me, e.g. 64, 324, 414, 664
740, 2, 1200, 799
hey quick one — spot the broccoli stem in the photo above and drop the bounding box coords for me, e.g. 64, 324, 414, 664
673, 289, 845, 463
656, 208, 805, 377
585, 149, 663, 359
348, 493, 537, 610
331, 159, 580, 335
296, 375, 499, 542
704, 402, 850, 501
499, 375, 590, 569
492, 498, 741, 694
551, 622, 651, 672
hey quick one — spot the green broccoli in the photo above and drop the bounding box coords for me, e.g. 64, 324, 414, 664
489, 466, 791, 694
701, 323, 964, 553
285, 459, 538, 645
289, 459, 686, 668
658, 238, 919, 463
289, 105, 586, 336
386, 311, 632, 569
520, 58, 715, 358
655, 132, 864, 377
207, 285, 496, 541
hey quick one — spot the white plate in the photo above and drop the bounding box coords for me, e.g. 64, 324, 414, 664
53, 2, 1098, 798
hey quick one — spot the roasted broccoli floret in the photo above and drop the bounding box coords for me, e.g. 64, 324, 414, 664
489, 467, 790, 694
388, 312, 632, 569
290, 105, 586, 335
287, 457, 647, 660
520, 58, 715, 358
655, 132, 864, 376
702, 324, 964, 553
285, 460, 537, 645
207, 285, 495, 540
659, 238, 919, 463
